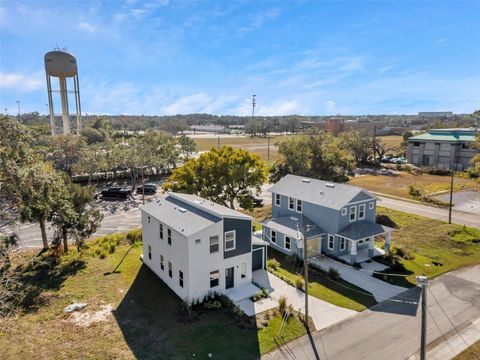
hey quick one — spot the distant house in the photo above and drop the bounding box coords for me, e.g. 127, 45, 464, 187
140, 192, 267, 304
261, 175, 393, 264
407, 128, 478, 170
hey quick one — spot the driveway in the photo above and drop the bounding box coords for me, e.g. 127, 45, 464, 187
236, 270, 357, 331
310, 256, 408, 302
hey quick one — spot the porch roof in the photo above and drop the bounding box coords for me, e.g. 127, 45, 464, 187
261, 216, 326, 240
336, 220, 393, 241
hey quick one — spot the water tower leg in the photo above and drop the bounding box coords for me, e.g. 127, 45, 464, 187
59, 77, 70, 134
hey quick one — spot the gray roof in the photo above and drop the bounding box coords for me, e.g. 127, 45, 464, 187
168, 193, 253, 220
336, 220, 392, 241
268, 174, 373, 210
261, 215, 325, 240
141, 194, 222, 237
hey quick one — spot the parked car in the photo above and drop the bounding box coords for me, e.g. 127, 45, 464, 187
381, 156, 392, 163
101, 187, 132, 199
250, 195, 264, 207
136, 183, 158, 195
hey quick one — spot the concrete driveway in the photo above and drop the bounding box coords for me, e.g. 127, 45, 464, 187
237, 270, 357, 331
310, 256, 408, 302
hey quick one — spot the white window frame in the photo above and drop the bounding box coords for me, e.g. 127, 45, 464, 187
209, 235, 219, 253
350, 206, 357, 222
168, 261, 173, 278
179, 270, 184, 288
167, 228, 172, 245
275, 193, 281, 207
160, 255, 164, 270
288, 197, 295, 210
271, 230, 277, 243
285, 236, 291, 250
341, 208, 347, 216
148, 245, 152, 260
340, 237, 346, 251
224, 230, 236, 251
241, 262, 247, 279
210, 270, 220, 288
159, 223, 163, 239
296, 199, 303, 213
328, 235, 334, 251
358, 239, 364, 245
358, 204, 365, 220
369, 202, 374, 210
365, 237, 370, 243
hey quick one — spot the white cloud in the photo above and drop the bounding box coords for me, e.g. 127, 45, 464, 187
0, 72, 43, 91
435, 38, 447, 45
238, 9, 280, 33
78, 21, 96, 33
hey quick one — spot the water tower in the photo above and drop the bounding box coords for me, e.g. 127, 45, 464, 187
44, 49, 82, 135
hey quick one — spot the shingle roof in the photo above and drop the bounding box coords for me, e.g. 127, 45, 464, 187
261, 215, 325, 240
141, 194, 222, 237
167, 192, 253, 220
336, 220, 392, 241
268, 174, 372, 210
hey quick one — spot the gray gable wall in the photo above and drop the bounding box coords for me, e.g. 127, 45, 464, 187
223, 218, 252, 259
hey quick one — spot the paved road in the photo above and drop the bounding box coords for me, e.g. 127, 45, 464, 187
263, 265, 480, 360
377, 195, 480, 229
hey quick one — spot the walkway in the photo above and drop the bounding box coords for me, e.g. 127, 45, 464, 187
236, 270, 357, 331
310, 256, 407, 302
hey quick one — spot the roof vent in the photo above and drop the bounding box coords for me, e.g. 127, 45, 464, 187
178, 207, 188, 213
290, 216, 298, 221
326, 183, 335, 188
302, 178, 311, 183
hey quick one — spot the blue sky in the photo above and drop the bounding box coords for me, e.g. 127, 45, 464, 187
1, 0, 479, 116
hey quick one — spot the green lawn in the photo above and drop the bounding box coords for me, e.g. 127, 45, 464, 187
453, 340, 480, 360
0, 235, 306, 359
267, 247, 377, 312
376, 207, 480, 286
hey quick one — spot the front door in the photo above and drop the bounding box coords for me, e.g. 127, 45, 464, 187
225, 267, 234, 289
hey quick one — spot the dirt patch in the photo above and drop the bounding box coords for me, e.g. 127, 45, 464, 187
70, 304, 114, 327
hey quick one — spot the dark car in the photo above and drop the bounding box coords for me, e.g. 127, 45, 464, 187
250, 195, 264, 207
101, 187, 132, 199
136, 183, 158, 195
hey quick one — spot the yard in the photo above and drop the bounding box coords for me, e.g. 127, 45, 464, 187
350, 172, 480, 200
377, 135, 403, 150
376, 207, 480, 286
0, 235, 306, 359
453, 340, 480, 360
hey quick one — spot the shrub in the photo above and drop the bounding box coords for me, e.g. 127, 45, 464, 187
232, 305, 245, 317
395, 246, 415, 260
408, 184, 421, 197
278, 296, 287, 315
99, 251, 107, 259
108, 243, 116, 254
203, 300, 222, 310
126, 228, 142, 244
352, 262, 362, 269
376, 214, 398, 228
267, 258, 280, 271
250, 289, 269, 302
294, 275, 305, 290
328, 267, 341, 281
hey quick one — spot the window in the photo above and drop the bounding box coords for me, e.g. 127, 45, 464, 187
241, 263, 247, 279
285, 236, 291, 250
167, 228, 172, 245
168, 262, 172, 278
369, 202, 374, 210
275, 193, 281, 207
210, 270, 219, 288
159, 224, 163, 239
148, 245, 152, 260
358, 239, 364, 245
359, 204, 365, 220
288, 197, 295, 210
342, 208, 347, 216
413, 142, 420, 147
328, 235, 334, 250
271, 230, 277, 243
179, 270, 184, 288
195, 239, 201, 244
340, 237, 346, 251
296, 199, 303, 213
160, 255, 164, 270
224, 231, 236, 251
350, 206, 357, 222
147, 216, 150, 223
365, 237, 370, 243
209, 235, 219, 253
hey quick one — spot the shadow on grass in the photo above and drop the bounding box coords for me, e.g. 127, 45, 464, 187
18, 255, 86, 311
113, 265, 261, 360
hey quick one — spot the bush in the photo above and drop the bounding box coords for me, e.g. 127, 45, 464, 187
126, 229, 142, 244
203, 300, 222, 310
250, 289, 269, 302
328, 267, 341, 281
376, 214, 398, 228
294, 275, 304, 290
408, 184, 421, 197
352, 262, 362, 269
267, 258, 280, 271
108, 243, 116, 254
278, 296, 287, 315
99, 251, 107, 259
395, 246, 415, 260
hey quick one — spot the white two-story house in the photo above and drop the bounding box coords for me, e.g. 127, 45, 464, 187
141, 192, 265, 304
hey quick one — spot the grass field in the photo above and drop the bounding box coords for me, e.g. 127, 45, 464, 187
377, 135, 403, 150
376, 207, 480, 286
453, 340, 480, 359
350, 172, 480, 199
0, 237, 306, 359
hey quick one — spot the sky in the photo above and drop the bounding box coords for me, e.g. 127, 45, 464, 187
0, 0, 479, 116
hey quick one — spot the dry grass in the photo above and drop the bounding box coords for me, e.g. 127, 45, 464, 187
378, 135, 403, 150
453, 339, 480, 360
349, 172, 480, 199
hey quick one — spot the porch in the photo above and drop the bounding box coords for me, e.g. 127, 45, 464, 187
338, 246, 385, 264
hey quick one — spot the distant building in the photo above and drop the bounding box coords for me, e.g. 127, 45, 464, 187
418, 111, 453, 118
407, 128, 478, 170
325, 119, 345, 136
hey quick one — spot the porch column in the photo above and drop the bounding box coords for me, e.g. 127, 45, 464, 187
368, 237, 375, 258
385, 232, 391, 253
350, 240, 357, 264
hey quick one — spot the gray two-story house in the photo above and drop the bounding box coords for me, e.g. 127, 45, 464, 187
261, 175, 393, 264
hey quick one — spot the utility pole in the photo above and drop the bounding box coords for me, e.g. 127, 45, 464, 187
217, 135, 220, 148
267, 136, 270, 161
252, 94, 256, 117
417, 276, 429, 360
16, 100, 21, 116
302, 222, 309, 328
448, 168, 454, 224
373, 125, 377, 161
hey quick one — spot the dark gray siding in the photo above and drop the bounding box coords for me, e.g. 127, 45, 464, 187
223, 218, 252, 259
